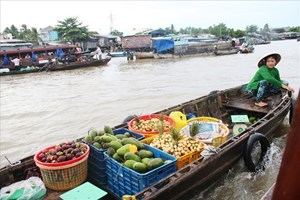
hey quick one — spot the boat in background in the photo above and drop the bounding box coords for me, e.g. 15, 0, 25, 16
0, 46, 111, 76
107, 51, 127, 57
134, 51, 155, 59
214, 48, 240, 56
0, 39, 33, 51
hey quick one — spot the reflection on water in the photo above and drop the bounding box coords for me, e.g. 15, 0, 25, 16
0, 40, 299, 198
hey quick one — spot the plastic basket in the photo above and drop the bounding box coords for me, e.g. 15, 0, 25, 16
104, 144, 177, 199
83, 128, 145, 186
34, 143, 90, 191
141, 135, 204, 169
181, 117, 230, 147
128, 114, 175, 138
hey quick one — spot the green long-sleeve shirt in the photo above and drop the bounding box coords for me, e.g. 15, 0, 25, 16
247, 65, 284, 90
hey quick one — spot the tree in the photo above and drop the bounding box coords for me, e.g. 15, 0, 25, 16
289, 26, 300, 32
3, 25, 20, 39
245, 25, 259, 33
110, 29, 123, 37
54, 17, 89, 44
207, 23, 228, 37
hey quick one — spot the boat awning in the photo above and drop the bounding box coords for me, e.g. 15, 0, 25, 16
152, 38, 174, 53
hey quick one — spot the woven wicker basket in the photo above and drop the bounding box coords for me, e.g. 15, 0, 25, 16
34, 144, 89, 191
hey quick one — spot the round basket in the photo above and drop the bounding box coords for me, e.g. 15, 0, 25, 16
180, 117, 229, 147
128, 114, 175, 138
34, 143, 90, 191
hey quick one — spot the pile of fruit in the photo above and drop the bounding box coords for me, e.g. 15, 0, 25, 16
149, 123, 206, 158
36, 141, 88, 163
106, 137, 172, 173
130, 114, 173, 132
82, 126, 138, 150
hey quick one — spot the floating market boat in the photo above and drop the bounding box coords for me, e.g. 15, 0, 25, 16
107, 51, 127, 57
0, 84, 295, 200
0, 45, 111, 76
213, 48, 240, 56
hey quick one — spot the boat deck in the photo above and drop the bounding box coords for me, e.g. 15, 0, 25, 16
223, 93, 284, 114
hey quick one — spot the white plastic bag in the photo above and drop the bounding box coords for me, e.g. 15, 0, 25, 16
0, 177, 46, 200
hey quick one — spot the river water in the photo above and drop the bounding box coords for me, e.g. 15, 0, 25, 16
0, 40, 299, 198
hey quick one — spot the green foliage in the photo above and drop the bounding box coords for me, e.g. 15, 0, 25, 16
54, 17, 89, 44
272, 28, 285, 33
110, 29, 123, 36
2, 24, 40, 42
245, 25, 259, 33
289, 26, 300, 32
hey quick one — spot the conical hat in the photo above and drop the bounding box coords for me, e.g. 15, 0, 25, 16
257, 53, 281, 67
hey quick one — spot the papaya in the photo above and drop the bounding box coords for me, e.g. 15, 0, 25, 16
147, 158, 164, 170
133, 162, 148, 173
97, 130, 105, 136
100, 135, 116, 143
112, 153, 124, 163
89, 130, 98, 139
124, 132, 131, 138
121, 138, 139, 146
83, 135, 93, 143
109, 140, 123, 150
124, 160, 137, 169
107, 147, 116, 157
93, 142, 102, 149
117, 144, 138, 156
141, 158, 152, 166
124, 152, 141, 162
136, 141, 145, 150
102, 142, 111, 149
93, 136, 102, 142
115, 134, 126, 140
104, 126, 114, 135
137, 150, 153, 159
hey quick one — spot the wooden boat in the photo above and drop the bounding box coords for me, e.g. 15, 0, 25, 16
134, 52, 155, 59
240, 46, 254, 54
107, 51, 127, 57
0, 84, 294, 199
0, 57, 111, 76
214, 48, 240, 55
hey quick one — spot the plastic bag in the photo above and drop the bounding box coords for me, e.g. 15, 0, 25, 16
0, 177, 46, 200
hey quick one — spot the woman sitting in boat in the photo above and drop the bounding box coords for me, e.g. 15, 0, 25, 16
246, 53, 294, 107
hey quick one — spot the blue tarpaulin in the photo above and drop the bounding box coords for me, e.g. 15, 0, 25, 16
3, 54, 9, 65
31, 51, 37, 62
152, 38, 174, 53
56, 48, 64, 58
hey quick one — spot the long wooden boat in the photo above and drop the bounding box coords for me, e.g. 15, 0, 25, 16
0, 84, 294, 199
214, 48, 240, 56
134, 52, 155, 59
107, 51, 127, 57
0, 57, 111, 76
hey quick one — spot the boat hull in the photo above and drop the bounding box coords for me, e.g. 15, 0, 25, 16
0, 57, 111, 76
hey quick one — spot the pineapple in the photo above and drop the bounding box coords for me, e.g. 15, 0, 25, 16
170, 128, 183, 145
190, 122, 199, 138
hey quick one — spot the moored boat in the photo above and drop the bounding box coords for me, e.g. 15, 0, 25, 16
214, 48, 240, 55
107, 51, 127, 57
0, 84, 294, 199
134, 52, 155, 59
0, 57, 111, 76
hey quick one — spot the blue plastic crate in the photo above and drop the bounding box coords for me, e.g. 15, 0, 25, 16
83, 128, 145, 186
105, 144, 177, 200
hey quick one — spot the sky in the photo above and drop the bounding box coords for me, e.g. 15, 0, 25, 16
0, 1, 300, 35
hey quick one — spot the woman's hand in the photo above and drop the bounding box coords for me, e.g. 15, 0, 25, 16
282, 84, 294, 92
